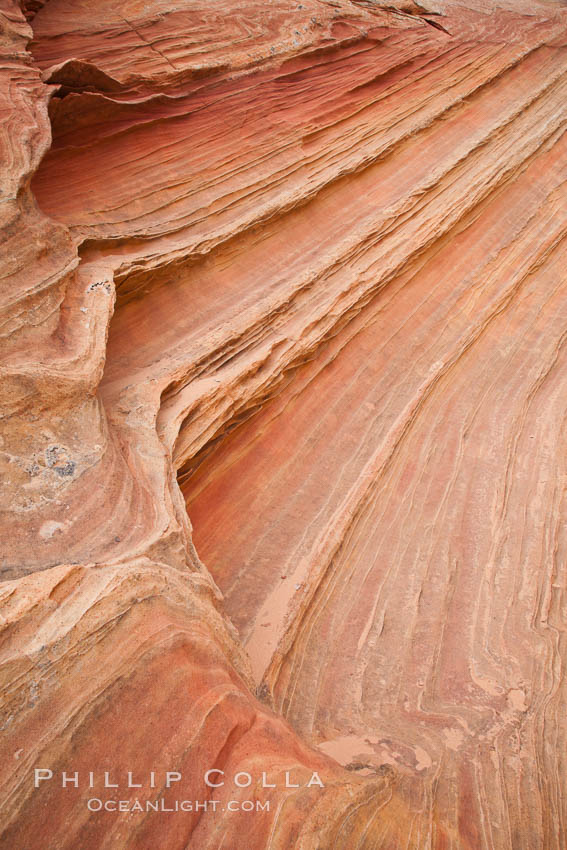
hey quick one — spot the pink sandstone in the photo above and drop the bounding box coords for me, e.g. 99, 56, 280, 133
1, 0, 567, 847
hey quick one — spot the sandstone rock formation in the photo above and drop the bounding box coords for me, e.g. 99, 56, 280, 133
1, 0, 567, 847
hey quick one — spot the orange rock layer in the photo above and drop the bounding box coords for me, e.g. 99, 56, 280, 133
1, 0, 566, 848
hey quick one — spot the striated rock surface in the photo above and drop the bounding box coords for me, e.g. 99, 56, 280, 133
1, 0, 567, 847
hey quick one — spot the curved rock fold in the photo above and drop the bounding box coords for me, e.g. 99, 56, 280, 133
1, 0, 566, 847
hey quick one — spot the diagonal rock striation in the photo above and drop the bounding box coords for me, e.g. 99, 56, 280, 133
1, 0, 567, 847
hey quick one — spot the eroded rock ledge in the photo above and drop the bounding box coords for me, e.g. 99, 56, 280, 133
1, 0, 566, 847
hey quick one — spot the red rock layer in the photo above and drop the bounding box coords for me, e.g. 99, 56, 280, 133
1, 0, 567, 848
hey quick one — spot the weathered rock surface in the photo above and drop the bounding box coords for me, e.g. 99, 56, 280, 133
1, 0, 567, 847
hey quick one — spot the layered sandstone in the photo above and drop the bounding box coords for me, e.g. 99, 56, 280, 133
1, 0, 567, 847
